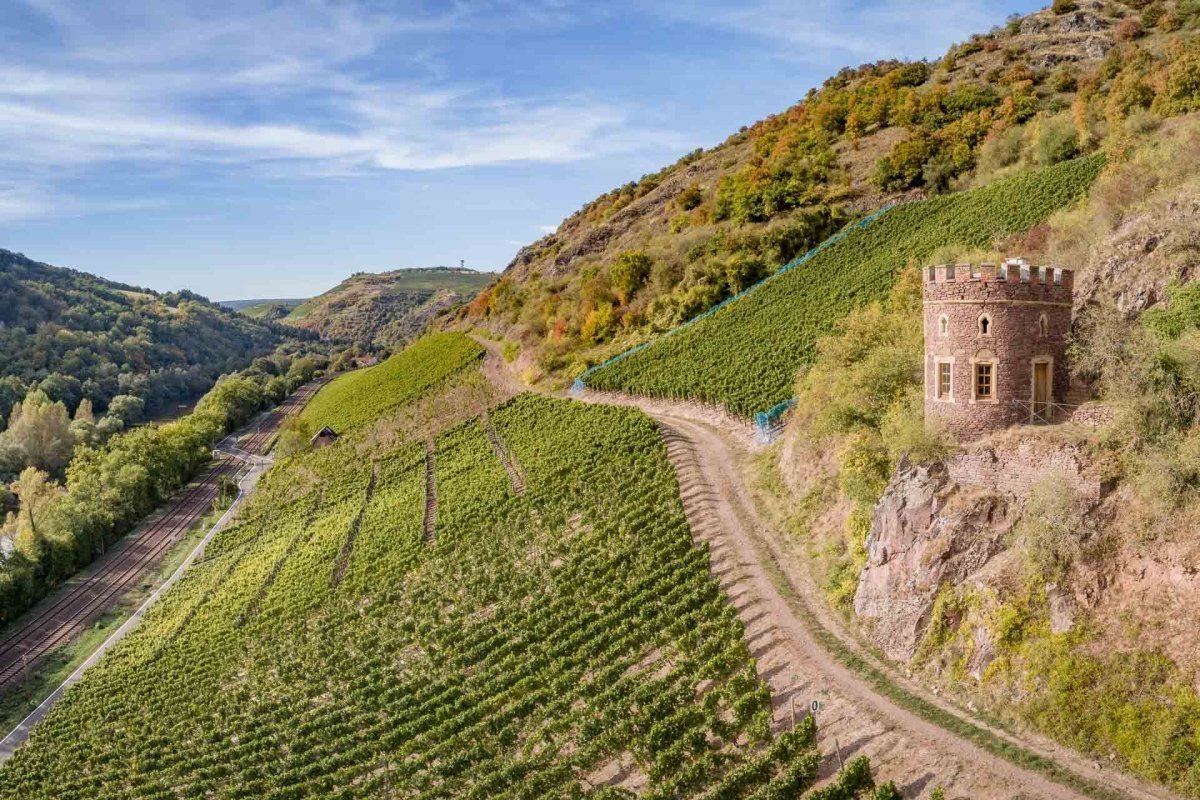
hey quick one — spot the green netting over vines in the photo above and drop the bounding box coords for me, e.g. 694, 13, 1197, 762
586, 155, 1104, 417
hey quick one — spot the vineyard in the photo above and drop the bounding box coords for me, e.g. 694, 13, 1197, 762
0, 388, 899, 798
585, 155, 1104, 417
298, 332, 484, 432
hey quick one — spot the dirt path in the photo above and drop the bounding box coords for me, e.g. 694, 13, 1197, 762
471, 340, 1174, 799
651, 416, 1179, 800
656, 415, 1082, 799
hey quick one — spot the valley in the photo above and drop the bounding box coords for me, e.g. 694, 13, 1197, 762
1, 0, 1200, 796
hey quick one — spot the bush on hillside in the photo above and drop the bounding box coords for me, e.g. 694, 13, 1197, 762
1036, 116, 1081, 165
610, 251, 653, 304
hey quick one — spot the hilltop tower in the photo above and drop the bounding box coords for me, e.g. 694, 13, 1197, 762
923, 258, 1073, 441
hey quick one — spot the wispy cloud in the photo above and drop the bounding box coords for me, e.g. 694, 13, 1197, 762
656, 0, 1001, 63
0, 0, 677, 218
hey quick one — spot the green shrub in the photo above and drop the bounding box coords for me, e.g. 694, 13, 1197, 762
676, 184, 704, 210
1049, 64, 1078, 93
1036, 116, 1080, 165
610, 250, 653, 304
1014, 476, 1086, 583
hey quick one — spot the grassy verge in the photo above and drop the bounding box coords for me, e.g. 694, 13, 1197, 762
0, 501, 229, 734
740, 449, 1129, 800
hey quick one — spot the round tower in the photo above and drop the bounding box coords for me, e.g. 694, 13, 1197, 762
923, 259, 1073, 441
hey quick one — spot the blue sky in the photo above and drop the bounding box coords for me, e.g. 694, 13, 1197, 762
0, 0, 1041, 300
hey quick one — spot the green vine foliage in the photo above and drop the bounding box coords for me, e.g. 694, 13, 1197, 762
299, 332, 484, 432
587, 155, 1103, 417
0, 379, 877, 798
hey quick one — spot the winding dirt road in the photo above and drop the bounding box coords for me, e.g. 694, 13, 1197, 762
473, 336, 1175, 800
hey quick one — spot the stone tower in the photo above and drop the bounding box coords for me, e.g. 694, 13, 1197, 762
923, 259, 1073, 441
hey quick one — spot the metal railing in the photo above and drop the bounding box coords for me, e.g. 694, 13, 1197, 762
1011, 399, 1078, 425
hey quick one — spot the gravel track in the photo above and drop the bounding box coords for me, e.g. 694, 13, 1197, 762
472, 339, 1178, 800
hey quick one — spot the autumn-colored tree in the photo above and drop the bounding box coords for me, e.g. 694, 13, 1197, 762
610, 251, 653, 305
9, 467, 61, 563
0, 391, 74, 476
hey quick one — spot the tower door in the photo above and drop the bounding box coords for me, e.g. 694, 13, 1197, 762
1032, 362, 1051, 419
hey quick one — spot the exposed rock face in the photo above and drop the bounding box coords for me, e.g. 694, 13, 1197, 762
1073, 189, 1200, 318
855, 437, 1101, 664
854, 461, 1012, 663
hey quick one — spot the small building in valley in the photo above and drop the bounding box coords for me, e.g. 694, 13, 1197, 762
311, 426, 339, 449
923, 258, 1073, 440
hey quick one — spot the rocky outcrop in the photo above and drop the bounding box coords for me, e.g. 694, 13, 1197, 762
854, 461, 1013, 663
1073, 189, 1200, 317
855, 436, 1102, 664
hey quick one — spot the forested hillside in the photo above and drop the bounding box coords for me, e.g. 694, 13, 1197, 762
285, 267, 491, 346
460, 0, 1200, 389
0, 250, 294, 424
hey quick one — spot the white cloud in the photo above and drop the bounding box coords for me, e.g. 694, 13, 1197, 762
0, 185, 57, 222
657, 0, 1001, 63
538, 224, 558, 234
0, 0, 678, 219
0, 182, 161, 222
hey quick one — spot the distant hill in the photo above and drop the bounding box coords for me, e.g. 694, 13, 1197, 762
218, 298, 306, 321
286, 267, 492, 346
0, 249, 289, 422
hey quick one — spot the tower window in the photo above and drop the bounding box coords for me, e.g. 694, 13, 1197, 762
937, 362, 952, 399
1038, 314, 1048, 338
974, 363, 994, 400
939, 315, 949, 336
978, 314, 991, 336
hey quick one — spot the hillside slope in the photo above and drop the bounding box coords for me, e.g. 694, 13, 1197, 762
219, 298, 305, 321
0, 338, 893, 799
0, 249, 287, 421
287, 267, 491, 346
585, 155, 1103, 416
460, 0, 1200, 383
298, 332, 484, 432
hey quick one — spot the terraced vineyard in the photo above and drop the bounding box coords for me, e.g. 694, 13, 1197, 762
299, 332, 484, 432
585, 155, 1104, 417
0, 389, 898, 798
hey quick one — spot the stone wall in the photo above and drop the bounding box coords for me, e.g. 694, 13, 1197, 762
1069, 402, 1117, 429
946, 438, 1101, 504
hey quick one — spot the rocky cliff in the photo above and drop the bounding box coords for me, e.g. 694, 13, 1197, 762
854, 436, 1101, 663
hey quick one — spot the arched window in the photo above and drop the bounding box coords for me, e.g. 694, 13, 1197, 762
1038, 313, 1048, 338
939, 315, 949, 337
978, 314, 992, 336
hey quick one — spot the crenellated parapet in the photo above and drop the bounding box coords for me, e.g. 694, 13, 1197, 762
922, 257, 1073, 441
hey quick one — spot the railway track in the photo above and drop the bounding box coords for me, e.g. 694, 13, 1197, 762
237, 379, 327, 455
0, 459, 242, 691
0, 379, 328, 694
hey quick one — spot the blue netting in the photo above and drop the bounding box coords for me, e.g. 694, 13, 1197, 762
754, 398, 796, 443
